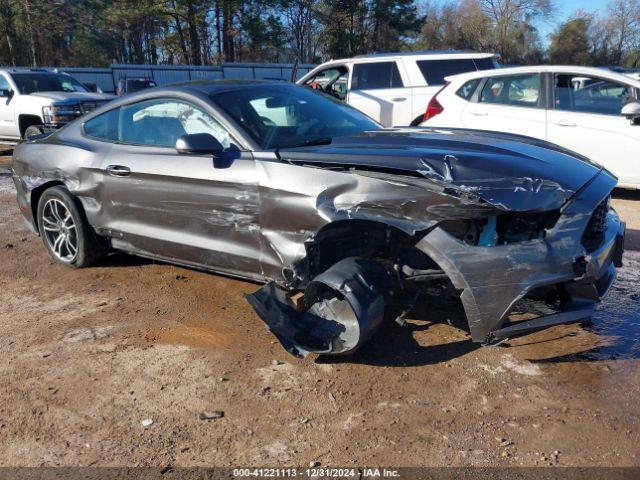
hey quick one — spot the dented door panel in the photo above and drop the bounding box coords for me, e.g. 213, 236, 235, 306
96, 143, 263, 276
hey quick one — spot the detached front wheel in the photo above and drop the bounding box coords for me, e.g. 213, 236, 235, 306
246, 257, 396, 357
36, 186, 104, 267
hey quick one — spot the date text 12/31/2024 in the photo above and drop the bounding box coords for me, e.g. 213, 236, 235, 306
232, 468, 401, 477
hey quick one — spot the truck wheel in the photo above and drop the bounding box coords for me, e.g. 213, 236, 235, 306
24, 124, 44, 139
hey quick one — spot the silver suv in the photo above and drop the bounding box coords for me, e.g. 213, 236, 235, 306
0, 68, 113, 140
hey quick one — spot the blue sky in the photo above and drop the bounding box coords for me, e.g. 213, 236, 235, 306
537, 0, 612, 40
428, 0, 613, 44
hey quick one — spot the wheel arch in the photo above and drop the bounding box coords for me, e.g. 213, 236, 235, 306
304, 218, 429, 279
18, 114, 44, 138
33, 182, 106, 267
30, 181, 67, 234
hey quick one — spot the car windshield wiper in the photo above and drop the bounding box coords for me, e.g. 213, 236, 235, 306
285, 137, 333, 149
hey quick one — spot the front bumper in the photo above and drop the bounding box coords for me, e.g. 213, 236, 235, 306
415, 172, 623, 342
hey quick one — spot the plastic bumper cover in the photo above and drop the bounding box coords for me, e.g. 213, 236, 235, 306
415, 211, 625, 342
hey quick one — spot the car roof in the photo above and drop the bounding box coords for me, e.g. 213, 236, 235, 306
353, 50, 495, 59
96, 78, 295, 101
321, 51, 497, 65
164, 78, 292, 94
444, 65, 640, 87
97, 79, 295, 107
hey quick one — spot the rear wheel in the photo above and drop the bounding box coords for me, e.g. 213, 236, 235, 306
36, 186, 105, 267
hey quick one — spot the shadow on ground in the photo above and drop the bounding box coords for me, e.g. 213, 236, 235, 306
612, 188, 640, 201
318, 285, 482, 367
317, 320, 481, 368
93, 252, 154, 268
625, 228, 640, 251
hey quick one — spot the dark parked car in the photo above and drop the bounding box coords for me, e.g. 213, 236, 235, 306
11, 80, 625, 357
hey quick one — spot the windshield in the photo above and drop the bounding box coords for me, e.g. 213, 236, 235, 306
211, 85, 380, 149
11, 73, 89, 94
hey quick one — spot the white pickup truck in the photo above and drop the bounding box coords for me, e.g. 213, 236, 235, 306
0, 68, 113, 140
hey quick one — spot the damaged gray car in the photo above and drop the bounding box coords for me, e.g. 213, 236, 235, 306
11, 80, 625, 357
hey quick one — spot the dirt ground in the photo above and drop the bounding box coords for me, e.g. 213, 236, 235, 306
0, 152, 639, 468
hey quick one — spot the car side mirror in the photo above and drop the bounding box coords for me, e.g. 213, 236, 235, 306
175, 133, 224, 155
0, 89, 13, 99
621, 102, 640, 124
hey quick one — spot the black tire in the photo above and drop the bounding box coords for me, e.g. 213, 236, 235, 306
36, 186, 105, 267
23, 124, 44, 140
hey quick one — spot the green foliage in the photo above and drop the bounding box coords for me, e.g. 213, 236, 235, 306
0, 0, 637, 67
240, 0, 289, 61
548, 17, 594, 65
413, 0, 548, 65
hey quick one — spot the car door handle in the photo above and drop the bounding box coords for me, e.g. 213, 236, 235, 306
469, 110, 488, 116
106, 165, 131, 177
391, 97, 407, 102
553, 119, 576, 127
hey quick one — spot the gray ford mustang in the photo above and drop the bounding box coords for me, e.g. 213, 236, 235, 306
11, 80, 625, 357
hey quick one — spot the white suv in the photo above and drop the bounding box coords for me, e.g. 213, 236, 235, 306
420, 65, 640, 189
0, 68, 113, 140
297, 51, 498, 127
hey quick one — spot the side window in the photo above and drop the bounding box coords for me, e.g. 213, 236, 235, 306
60, 78, 78, 92
554, 74, 634, 116
119, 99, 230, 148
303, 67, 349, 100
456, 78, 481, 100
480, 74, 540, 108
351, 62, 403, 90
83, 108, 120, 141
0, 75, 10, 93
417, 59, 477, 85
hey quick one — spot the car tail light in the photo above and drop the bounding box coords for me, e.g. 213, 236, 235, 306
423, 84, 448, 122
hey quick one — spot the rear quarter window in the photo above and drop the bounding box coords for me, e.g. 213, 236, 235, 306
473, 57, 498, 71
417, 59, 495, 85
416, 58, 477, 85
456, 79, 481, 100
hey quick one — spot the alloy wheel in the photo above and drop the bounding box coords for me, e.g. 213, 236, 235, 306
41, 198, 78, 262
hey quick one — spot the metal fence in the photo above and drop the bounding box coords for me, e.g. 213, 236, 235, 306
54, 62, 316, 93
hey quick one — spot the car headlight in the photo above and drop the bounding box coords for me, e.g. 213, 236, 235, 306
42, 104, 82, 125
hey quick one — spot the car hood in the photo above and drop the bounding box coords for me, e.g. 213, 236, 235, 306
29, 92, 114, 103
277, 127, 608, 212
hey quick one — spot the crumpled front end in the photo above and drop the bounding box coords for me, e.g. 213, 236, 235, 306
415, 169, 624, 343
248, 157, 623, 356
